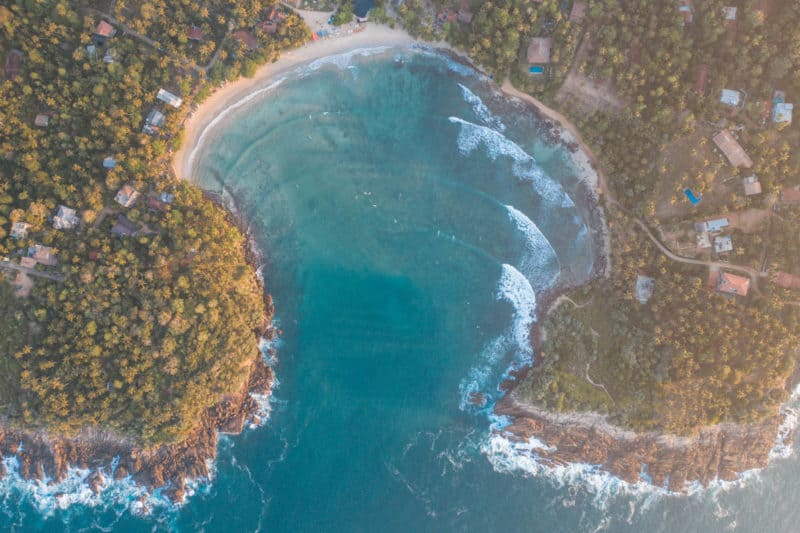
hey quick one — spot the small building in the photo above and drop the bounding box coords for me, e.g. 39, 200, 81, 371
569, 1, 588, 22
722, 6, 737, 20
457, 0, 474, 24
233, 31, 259, 52
143, 108, 165, 135
187, 25, 204, 42
704, 217, 730, 233
717, 272, 750, 297
103, 156, 117, 169
773, 102, 793, 125
526, 37, 553, 65
781, 186, 800, 203
4, 49, 23, 80
720, 89, 741, 107
86, 44, 97, 59
115, 184, 140, 208
635, 274, 654, 304
53, 205, 79, 230
692, 64, 709, 95
146, 196, 168, 212
160, 192, 175, 204
742, 175, 762, 196
257, 19, 279, 34
712, 130, 753, 168
111, 215, 138, 237
10, 222, 30, 239
437, 8, 458, 24
696, 230, 711, 249
34, 114, 50, 128
156, 88, 183, 109
20, 257, 37, 269
30, 244, 57, 267
95, 20, 116, 38
714, 235, 733, 254
678, 0, 693, 24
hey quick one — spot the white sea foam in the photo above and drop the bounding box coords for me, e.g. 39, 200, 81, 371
770, 381, 800, 459
448, 117, 574, 208
505, 205, 560, 291
457, 83, 505, 132
305, 46, 391, 72
497, 264, 537, 362
186, 77, 286, 178
0, 455, 173, 518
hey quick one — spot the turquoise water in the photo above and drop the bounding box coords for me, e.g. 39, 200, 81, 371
5, 48, 800, 532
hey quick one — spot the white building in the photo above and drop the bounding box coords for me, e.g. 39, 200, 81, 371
720, 89, 741, 107
156, 88, 183, 109
714, 235, 733, 254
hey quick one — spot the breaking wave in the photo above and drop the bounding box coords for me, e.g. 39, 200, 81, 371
505, 205, 560, 291
457, 83, 506, 132
448, 116, 575, 208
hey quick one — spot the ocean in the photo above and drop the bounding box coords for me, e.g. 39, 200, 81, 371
4, 47, 800, 532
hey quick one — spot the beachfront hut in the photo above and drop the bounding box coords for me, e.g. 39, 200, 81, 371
53, 205, 79, 230
115, 184, 140, 208
712, 130, 752, 168
527, 37, 553, 65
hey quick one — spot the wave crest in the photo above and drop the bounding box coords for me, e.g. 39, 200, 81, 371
448, 116, 574, 208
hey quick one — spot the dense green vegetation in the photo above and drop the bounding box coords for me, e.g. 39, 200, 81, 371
0, 1, 307, 444
389, 0, 800, 434
520, 210, 799, 434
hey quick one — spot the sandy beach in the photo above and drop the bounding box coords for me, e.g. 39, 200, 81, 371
173, 22, 419, 182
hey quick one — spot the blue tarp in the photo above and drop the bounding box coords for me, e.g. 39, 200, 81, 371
684, 188, 701, 205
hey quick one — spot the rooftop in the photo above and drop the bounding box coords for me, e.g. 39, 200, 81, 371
53, 205, 79, 230
115, 184, 139, 208
743, 176, 762, 196
714, 235, 733, 254
717, 272, 750, 296
156, 88, 183, 109
34, 114, 50, 127
187, 25, 204, 42
233, 30, 259, 51
569, 1, 589, 22
712, 130, 753, 168
95, 20, 116, 38
526, 37, 553, 64
4, 49, 22, 80
720, 89, 741, 107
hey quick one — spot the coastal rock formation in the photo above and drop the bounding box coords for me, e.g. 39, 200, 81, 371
495, 391, 782, 491
0, 356, 273, 502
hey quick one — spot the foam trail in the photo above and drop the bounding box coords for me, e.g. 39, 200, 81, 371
505, 205, 560, 291
305, 46, 391, 72
457, 83, 506, 132
458, 265, 536, 411
497, 264, 537, 362
770, 381, 800, 459
448, 116, 574, 208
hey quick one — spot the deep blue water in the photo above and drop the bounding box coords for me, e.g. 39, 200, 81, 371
4, 48, 800, 533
